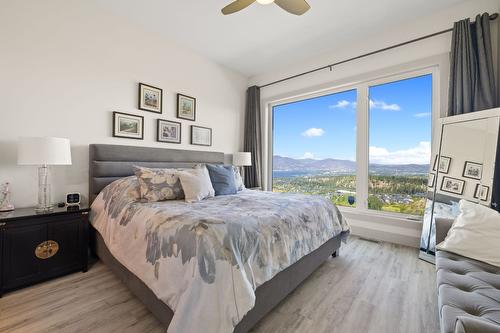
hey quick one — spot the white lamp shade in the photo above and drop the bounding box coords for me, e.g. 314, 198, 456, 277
18, 137, 72, 165
233, 152, 252, 166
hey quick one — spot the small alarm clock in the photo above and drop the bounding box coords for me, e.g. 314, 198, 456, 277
66, 192, 81, 206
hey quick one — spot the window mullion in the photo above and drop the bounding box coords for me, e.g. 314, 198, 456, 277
356, 84, 369, 211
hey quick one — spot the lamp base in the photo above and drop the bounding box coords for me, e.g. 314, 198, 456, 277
35, 204, 54, 214
36, 165, 53, 213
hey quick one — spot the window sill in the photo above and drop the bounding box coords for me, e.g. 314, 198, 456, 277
338, 206, 423, 230
339, 207, 423, 247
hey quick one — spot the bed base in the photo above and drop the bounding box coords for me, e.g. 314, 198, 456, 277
91, 228, 341, 332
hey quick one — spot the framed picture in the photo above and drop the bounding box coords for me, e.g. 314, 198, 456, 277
191, 125, 212, 146
138, 83, 162, 113
463, 161, 483, 180
157, 119, 181, 144
440, 176, 465, 195
177, 93, 196, 121
433, 155, 451, 174
474, 184, 489, 201
427, 173, 435, 188
113, 112, 144, 140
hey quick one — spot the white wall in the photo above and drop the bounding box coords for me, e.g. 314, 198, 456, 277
249, 0, 500, 247
0, 0, 248, 208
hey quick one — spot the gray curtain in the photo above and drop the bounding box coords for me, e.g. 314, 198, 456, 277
243, 86, 262, 188
448, 13, 497, 116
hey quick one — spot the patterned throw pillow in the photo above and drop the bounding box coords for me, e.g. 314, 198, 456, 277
232, 166, 245, 192
133, 166, 185, 201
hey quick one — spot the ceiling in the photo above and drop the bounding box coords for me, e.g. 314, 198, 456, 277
94, 0, 468, 77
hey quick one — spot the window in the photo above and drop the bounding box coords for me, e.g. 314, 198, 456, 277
270, 69, 434, 218
272, 89, 357, 207
368, 75, 432, 216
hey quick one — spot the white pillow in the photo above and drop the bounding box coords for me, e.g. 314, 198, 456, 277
177, 166, 215, 203
437, 200, 500, 267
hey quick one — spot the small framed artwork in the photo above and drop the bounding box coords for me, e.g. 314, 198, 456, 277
433, 155, 451, 174
177, 93, 196, 121
440, 176, 465, 195
463, 161, 483, 180
157, 119, 181, 144
191, 125, 212, 146
113, 112, 144, 140
474, 184, 489, 201
138, 83, 162, 113
427, 173, 435, 188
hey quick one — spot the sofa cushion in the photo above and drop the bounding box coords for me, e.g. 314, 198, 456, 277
436, 250, 500, 333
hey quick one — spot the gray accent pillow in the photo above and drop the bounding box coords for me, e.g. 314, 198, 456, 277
133, 166, 184, 201
206, 164, 238, 196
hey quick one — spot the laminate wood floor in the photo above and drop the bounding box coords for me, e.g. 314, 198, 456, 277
0, 236, 440, 333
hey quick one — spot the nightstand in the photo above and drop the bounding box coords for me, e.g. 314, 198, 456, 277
0, 204, 89, 296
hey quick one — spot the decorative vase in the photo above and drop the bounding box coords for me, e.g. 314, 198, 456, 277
0, 182, 15, 212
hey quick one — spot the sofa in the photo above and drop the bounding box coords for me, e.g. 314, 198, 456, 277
435, 218, 500, 333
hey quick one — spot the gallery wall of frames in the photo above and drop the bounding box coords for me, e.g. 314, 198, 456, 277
112, 82, 212, 147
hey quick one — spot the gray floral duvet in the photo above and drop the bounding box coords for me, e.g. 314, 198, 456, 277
90, 176, 349, 333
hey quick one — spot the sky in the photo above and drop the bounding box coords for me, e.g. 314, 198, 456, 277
273, 74, 432, 165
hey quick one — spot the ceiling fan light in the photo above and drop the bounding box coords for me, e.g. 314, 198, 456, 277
256, 0, 275, 5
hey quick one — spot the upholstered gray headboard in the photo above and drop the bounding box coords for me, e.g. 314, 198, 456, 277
89, 144, 225, 203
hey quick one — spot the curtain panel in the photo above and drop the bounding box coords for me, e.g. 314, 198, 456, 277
448, 13, 497, 116
243, 86, 262, 188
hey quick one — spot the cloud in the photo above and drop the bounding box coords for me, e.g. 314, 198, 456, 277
329, 100, 354, 109
301, 152, 315, 159
329, 100, 357, 109
413, 112, 431, 118
369, 141, 431, 165
369, 99, 400, 111
301, 127, 325, 137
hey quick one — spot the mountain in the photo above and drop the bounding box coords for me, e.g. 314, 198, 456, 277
273, 156, 356, 172
273, 155, 429, 176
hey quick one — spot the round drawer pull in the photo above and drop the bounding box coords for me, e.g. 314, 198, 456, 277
35, 240, 59, 259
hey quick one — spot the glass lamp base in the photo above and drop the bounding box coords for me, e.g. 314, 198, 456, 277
36, 165, 53, 213
35, 204, 54, 213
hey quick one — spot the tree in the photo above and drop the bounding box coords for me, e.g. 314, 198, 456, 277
368, 195, 383, 210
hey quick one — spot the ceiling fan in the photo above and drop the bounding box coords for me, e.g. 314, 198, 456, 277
221, 0, 310, 16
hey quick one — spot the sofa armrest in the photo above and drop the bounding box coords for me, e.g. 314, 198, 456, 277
455, 316, 500, 333
435, 218, 454, 245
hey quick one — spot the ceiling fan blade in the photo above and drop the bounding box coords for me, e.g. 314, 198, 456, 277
274, 0, 310, 15
221, 0, 256, 15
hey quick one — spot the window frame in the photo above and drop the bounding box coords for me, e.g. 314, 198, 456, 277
267, 66, 439, 220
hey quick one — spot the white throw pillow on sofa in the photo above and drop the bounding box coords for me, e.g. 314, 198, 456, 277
437, 199, 500, 267
177, 166, 215, 203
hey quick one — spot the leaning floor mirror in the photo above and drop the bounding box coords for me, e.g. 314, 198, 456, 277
419, 107, 500, 263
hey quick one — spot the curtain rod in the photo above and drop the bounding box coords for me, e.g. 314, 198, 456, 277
258, 13, 499, 89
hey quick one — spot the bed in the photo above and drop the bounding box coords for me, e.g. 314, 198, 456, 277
88, 144, 349, 333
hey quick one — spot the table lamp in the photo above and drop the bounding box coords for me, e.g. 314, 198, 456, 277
233, 152, 252, 182
18, 137, 72, 212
